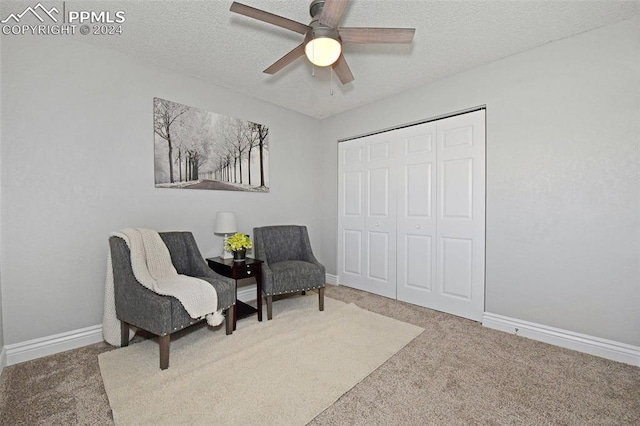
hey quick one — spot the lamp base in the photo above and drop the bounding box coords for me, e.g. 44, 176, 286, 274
221, 235, 233, 259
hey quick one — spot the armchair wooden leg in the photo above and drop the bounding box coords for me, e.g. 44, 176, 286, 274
226, 305, 235, 335
319, 287, 325, 311
159, 335, 170, 370
266, 295, 273, 320
120, 321, 130, 347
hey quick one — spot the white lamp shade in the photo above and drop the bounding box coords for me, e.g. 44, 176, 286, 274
214, 211, 237, 234
305, 37, 341, 67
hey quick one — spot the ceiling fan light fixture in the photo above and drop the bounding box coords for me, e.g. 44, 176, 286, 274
305, 36, 341, 66
304, 24, 341, 67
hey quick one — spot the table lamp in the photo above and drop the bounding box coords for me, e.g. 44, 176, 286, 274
214, 211, 237, 259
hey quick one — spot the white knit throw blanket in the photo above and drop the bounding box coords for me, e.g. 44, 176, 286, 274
103, 228, 224, 346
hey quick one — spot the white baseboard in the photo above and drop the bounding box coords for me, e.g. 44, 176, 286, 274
483, 312, 640, 367
5, 324, 104, 366
325, 273, 339, 285
6, 309, 637, 369
237, 285, 257, 303
0, 346, 7, 382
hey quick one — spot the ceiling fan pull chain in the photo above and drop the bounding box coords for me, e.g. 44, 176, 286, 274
330, 66, 334, 96
311, 33, 316, 77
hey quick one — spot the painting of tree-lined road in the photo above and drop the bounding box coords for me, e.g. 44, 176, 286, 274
153, 97, 269, 192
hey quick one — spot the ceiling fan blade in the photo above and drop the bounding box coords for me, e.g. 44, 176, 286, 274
263, 43, 306, 74
332, 54, 354, 84
339, 27, 415, 44
319, 0, 349, 28
230, 2, 310, 35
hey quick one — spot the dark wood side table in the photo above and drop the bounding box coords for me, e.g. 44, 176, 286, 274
206, 256, 263, 331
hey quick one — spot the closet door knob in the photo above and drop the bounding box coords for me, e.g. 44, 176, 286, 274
416, 224, 421, 229
375, 221, 380, 227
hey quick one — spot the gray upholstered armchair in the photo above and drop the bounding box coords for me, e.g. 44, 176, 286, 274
253, 225, 325, 319
109, 231, 236, 369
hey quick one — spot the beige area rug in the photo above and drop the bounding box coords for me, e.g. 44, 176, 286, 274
99, 294, 424, 425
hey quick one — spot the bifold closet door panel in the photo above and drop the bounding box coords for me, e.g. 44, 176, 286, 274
362, 133, 397, 299
435, 110, 486, 321
338, 135, 397, 299
396, 122, 438, 306
338, 140, 367, 291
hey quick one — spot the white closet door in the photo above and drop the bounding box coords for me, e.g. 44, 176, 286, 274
396, 122, 437, 306
338, 109, 485, 321
338, 134, 397, 299
364, 133, 397, 299
435, 110, 485, 321
338, 140, 366, 290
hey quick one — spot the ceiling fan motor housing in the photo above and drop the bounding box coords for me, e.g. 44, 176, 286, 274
305, 21, 341, 45
307, 0, 340, 40
309, 0, 326, 18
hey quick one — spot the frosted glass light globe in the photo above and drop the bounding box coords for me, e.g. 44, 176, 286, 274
305, 37, 341, 67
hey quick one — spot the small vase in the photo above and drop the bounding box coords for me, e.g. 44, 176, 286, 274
232, 249, 246, 262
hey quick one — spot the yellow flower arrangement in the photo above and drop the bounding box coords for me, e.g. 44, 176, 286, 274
225, 233, 252, 252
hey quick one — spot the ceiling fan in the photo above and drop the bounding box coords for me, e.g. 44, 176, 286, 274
230, 0, 415, 84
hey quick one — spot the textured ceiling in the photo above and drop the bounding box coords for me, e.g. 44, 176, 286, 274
12, 0, 639, 118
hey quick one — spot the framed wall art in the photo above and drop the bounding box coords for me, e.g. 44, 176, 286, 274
153, 97, 269, 192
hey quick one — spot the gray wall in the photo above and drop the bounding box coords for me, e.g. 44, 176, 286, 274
320, 16, 640, 346
0, 37, 323, 345
0, 45, 4, 359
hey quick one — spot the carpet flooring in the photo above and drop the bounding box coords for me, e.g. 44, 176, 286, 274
1, 284, 639, 425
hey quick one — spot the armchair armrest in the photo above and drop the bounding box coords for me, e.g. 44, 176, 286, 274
300, 226, 323, 268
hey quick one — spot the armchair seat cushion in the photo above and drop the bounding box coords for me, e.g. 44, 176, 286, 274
195, 276, 236, 309
269, 260, 325, 295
